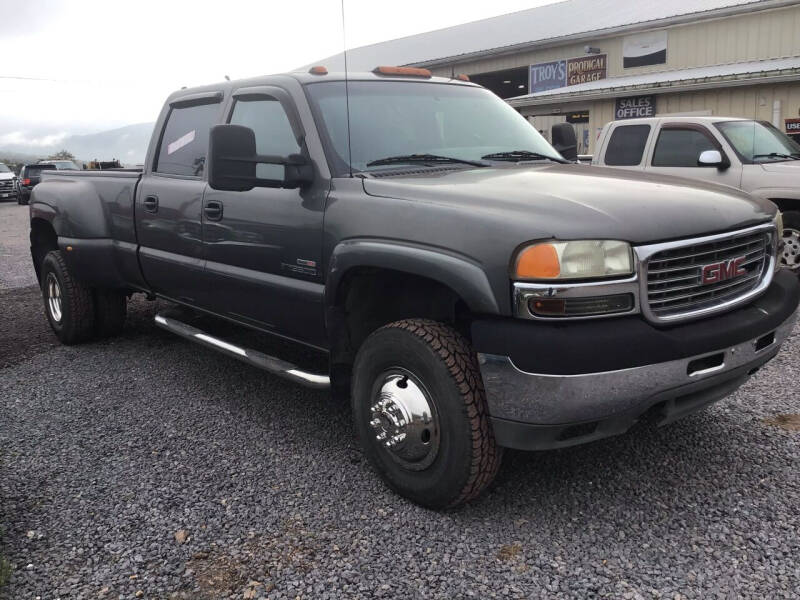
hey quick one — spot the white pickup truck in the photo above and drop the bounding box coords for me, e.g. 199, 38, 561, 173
592, 117, 800, 271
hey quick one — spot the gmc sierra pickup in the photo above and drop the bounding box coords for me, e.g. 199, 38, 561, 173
591, 116, 800, 271
29, 67, 799, 508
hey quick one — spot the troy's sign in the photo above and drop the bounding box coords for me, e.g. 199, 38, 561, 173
701, 256, 747, 285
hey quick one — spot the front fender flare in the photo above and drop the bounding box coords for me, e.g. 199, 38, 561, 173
326, 239, 500, 314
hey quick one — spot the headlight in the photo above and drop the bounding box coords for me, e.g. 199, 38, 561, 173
774, 211, 784, 271
514, 240, 633, 280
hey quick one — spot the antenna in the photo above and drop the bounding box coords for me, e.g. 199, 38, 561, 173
341, 0, 353, 177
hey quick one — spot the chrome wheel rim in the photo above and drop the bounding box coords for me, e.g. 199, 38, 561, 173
369, 368, 440, 471
781, 228, 800, 270
46, 273, 63, 323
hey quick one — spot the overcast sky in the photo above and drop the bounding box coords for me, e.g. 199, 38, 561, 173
0, 0, 559, 146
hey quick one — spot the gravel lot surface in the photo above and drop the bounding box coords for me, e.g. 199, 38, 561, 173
1, 202, 799, 599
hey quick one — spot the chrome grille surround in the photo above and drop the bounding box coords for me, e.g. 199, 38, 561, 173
635, 222, 777, 324
0, 179, 14, 191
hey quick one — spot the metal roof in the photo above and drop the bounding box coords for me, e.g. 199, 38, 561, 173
506, 56, 800, 105
310, 0, 782, 71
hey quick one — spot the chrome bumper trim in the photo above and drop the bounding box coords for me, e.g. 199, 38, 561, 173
478, 309, 796, 426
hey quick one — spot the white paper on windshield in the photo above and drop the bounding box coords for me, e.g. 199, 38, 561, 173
167, 130, 195, 155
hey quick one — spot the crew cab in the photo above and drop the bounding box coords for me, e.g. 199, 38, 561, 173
29, 68, 799, 508
593, 117, 800, 271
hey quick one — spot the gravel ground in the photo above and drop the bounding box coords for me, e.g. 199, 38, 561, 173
0, 202, 38, 290
1, 202, 799, 599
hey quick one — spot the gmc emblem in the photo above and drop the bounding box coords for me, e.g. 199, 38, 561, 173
701, 256, 747, 285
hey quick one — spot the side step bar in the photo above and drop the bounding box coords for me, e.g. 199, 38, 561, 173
154, 312, 330, 390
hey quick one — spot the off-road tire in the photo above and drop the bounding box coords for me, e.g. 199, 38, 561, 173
94, 289, 127, 338
41, 250, 95, 344
352, 318, 502, 509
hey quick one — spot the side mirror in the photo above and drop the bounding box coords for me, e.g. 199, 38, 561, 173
698, 149, 729, 170
208, 124, 314, 191
551, 123, 578, 162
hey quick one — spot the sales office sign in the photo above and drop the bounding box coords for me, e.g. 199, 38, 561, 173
615, 95, 657, 120
530, 54, 607, 94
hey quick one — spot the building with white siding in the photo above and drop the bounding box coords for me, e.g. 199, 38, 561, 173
314, 0, 800, 154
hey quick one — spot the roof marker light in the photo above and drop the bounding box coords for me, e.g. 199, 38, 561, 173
455, 74, 470, 82
373, 66, 432, 78
308, 66, 328, 75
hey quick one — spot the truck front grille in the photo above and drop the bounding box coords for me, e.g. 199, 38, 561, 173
0, 180, 14, 192
645, 228, 771, 321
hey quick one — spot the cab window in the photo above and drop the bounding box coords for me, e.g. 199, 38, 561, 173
652, 127, 717, 167
229, 97, 301, 180
155, 102, 220, 177
604, 125, 650, 166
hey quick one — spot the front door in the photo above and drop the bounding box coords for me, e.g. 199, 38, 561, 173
645, 123, 742, 188
136, 95, 223, 305
202, 88, 327, 347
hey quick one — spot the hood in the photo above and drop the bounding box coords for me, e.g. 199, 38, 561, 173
0, 172, 15, 181
760, 160, 800, 174
362, 164, 774, 245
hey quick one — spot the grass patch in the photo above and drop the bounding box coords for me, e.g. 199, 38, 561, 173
0, 554, 11, 588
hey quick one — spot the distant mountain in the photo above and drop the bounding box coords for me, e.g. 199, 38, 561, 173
0, 122, 155, 166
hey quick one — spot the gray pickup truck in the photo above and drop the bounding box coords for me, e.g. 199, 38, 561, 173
29, 67, 799, 508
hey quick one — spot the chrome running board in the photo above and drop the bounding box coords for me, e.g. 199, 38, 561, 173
154, 312, 330, 390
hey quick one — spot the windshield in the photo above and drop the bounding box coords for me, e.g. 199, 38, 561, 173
0, 164, 10, 173
715, 120, 800, 163
305, 80, 562, 174
49, 160, 79, 170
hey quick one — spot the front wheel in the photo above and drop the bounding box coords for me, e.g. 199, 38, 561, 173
780, 210, 800, 273
352, 319, 502, 509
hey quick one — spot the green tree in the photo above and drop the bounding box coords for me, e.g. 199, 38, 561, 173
47, 150, 76, 161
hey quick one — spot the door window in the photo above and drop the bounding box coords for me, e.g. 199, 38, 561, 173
155, 102, 220, 177
229, 97, 301, 180
652, 127, 717, 167
604, 125, 650, 166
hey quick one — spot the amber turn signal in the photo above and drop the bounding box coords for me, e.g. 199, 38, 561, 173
373, 66, 432, 78
515, 244, 560, 279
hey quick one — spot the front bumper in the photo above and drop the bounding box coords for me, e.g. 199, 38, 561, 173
474, 270, 799, 450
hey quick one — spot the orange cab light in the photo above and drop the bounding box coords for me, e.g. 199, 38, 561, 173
515, 244, 560, 279
373, 66, 432, 78
308, 66, 328, 75
455, 74, 470, 82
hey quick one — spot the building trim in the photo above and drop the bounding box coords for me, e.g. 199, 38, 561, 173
410, 0, 797, 70
507, 68, 800, 108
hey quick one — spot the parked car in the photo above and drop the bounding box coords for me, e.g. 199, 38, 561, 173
591, 117, 800, 271
18, 163, 57, 205
40, 159, 79, 171
0, 163, 19, 202
29, 68, 799, 508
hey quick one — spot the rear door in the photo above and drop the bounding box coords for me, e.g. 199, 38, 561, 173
201, 85, 327, 346
644, 123, 742, 187
135, 92, 224, 304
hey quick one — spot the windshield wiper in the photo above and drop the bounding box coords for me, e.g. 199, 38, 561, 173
481, 150, 569, 164
752, 152, 800, 161
366, 153, 488, 168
